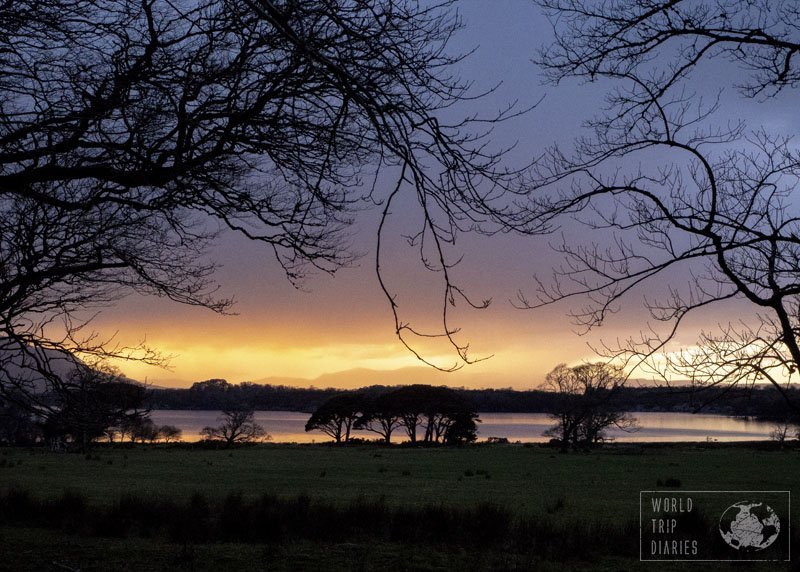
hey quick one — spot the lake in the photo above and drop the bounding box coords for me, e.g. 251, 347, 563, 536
149, 410, 779, 443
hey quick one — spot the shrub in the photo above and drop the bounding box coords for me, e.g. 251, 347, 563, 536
0, 487, 640, 560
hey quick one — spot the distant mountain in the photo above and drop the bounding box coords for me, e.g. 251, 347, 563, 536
248, 368, 693, 391
625, 378, 695, 388
251, 366, 506, 391
246, 374, 314, 387
0, 343, 145, 394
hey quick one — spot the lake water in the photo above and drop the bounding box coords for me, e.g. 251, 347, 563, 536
149, 410, 778, 443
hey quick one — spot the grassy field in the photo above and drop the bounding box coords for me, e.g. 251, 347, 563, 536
0, 442, 797, 571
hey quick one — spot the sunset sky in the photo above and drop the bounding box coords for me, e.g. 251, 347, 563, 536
92, 1, 798, 389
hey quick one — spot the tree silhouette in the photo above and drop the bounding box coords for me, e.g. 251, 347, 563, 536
0, 400, 41, 445
388, 385, 432, 443
769, 421, 793, 446
201, 408, 267, 446
523, 1, 800, 408
0, 0, 525, 407
442, 410, 479, 445
305, 392, 363, 444
419, 385, 475, 444
356, 393, 404, 444
157, 424, 183, 444
305, 384, 481, 445
41, 365, 150, 452
129, 418, 159, 444
541, 363, 636, 451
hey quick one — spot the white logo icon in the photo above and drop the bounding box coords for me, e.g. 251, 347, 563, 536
719, 501, 780, 551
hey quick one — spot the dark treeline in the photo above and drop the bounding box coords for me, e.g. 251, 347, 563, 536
0, 366, 183, 450
150, 379, 342, 412
149, 379, 800, 420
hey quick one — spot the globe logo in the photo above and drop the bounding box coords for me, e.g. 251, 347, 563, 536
718, 501, 780, 551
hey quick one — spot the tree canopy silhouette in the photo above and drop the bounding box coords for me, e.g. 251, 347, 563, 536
201, 407, 267, 446
541, 363, 636, 451
0, 0, 526, 405
306, 384, 479, 445
304, 392, 362, 444
523, 0, 800, 409
41, 364, 150, 452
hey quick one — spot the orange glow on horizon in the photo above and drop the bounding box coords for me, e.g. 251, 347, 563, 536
104, 326, 598, 389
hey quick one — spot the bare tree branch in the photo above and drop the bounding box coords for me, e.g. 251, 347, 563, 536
525, 0, 800, 409
0, 0, 529, 401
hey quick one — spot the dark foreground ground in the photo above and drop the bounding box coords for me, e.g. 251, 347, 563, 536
0, 442, 797, 571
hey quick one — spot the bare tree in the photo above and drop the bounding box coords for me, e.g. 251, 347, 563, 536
0, 196, 206, 411
157, 424, 183, 444
1, 0, 527, 407
130, 418, 159, 444
201, 408, 267, 446
521, 1, 800, 409
769, 421, 792, 446
537, 1, 800, 99
541, 363, 637, 451
541, 364, 585, 448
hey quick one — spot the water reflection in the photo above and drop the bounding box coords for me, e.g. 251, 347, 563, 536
150, 410, 777, 443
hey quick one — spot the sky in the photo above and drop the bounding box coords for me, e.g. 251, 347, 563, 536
92, 1, 798, 389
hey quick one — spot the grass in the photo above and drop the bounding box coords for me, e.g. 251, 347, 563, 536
1, 443, 797, 522
0, 526, 647, 572
0, 442, 797, 570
